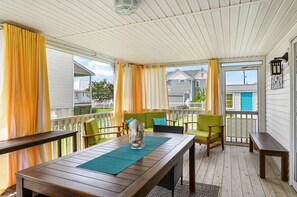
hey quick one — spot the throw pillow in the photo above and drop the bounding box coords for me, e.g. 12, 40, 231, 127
126, 117, 135, 125
153, 118, 167, 126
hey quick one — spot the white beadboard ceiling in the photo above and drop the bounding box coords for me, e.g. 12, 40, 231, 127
0, 0, 297, 64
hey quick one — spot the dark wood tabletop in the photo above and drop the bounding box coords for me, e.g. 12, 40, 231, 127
0, 130, 78, 155
16, 132, 196, 197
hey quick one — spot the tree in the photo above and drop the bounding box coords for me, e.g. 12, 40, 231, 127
192, 88, 206, 102
87, 80, 114, 103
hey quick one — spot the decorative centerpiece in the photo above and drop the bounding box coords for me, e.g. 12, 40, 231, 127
128, 119, 145, 149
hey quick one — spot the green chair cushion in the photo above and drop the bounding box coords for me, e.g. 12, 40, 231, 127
187, 130, 219, 142
85, 118, 100, 146
197, 114, 222, 134
124, 113, 146, 127
146, 112, 166, 128
145, 127, 154, 132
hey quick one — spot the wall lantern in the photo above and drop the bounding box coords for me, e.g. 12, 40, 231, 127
270, 52, 288, 75
270, 52, 288, 89
270, 59, 283, 75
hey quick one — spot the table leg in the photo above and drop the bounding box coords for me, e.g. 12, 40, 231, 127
281, 153, 289, 181
58, 139, 62, 157
189, 141, 195, 193
16, 176, 32, 197
249, 135, 253, 153
72, 134, 77, 152
259, 151, 265, 179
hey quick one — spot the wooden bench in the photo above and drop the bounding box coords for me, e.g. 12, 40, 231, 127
0, 130, 78, 157
249, 132, 289, 181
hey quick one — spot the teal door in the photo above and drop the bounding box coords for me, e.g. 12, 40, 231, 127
241, 92, 253, 111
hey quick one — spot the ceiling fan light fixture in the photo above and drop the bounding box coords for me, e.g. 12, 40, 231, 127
113, 0, 141, 15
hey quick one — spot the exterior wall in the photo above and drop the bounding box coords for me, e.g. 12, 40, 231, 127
168, 79, 192, 99
47, 48, 74, 117
168, 78, 207, 102
193, 79, 207, 99
226, 92, 257, 111
265, 22, 297, 168
74, 79, 90, 90
168, 95, 183, 103
0, 30, 2, 89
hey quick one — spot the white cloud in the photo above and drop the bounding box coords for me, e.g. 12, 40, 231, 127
74, 56, 114, 78
89, 67, 113, 77
87, 60, 111, 68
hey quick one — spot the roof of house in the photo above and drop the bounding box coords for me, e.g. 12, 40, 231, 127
167, 69, 206, 80
226, 84, 257, 92
74, 61, 95, 77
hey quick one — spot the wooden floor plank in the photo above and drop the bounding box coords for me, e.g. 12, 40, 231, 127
236, 146, 254, 197
183, 144, 296, 197
230, 146, 243, 197
221, 146, 232, 197
203, 146, 219, 184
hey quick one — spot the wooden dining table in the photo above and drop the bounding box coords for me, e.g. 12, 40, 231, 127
16, 132, 196, 197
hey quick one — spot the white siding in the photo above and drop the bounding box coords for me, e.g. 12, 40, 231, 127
47, 48, 74, 110
265, 22, 297, 167
0, 30, 2, 90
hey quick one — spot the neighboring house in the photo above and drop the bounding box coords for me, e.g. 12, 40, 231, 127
226, 84, 257, 112
74, 79, 90, 91
73, 62, 95, 115
167, 69, 207, 103
47, 48, 74, 118
47, 48, 95, 118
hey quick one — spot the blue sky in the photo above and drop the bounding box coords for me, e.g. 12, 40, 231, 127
226, 70, 257, 85
73, 57, 257, 85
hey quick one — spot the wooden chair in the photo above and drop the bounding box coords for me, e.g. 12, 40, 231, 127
83, 118, 123, 148
184, 114, 224, 156
153, 125, 184, 197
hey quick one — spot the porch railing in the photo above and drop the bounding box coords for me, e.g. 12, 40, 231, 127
51, 112, 113, 156
74, 90, 92, 105
225, 111, 258, 144
50, 109, 255, 157
167, 109, 204, 130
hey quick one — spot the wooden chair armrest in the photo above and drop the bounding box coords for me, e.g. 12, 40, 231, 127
208, 125, 225, 128
83, 131, 122, 138
208, 125, 225, 139
122, 122, 129, 135
183, 122, 198, 133
166, 119, 177, 126
98, 126, 123, 130
184, 122, 198, 125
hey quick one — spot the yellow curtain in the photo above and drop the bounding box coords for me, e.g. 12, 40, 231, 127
131, 64, 143, 112
122, 64, 144, 113
114, 63, 169, 124
142, 65, 169, 110
0, 24, 52, 194
114, 61, 124, 126
205, 59, 219, 115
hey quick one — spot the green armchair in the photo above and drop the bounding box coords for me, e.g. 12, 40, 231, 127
184, 114, 224, 156
83, 118, 123, 148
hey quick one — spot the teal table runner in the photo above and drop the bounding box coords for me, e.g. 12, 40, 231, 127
77, 136, 171, 174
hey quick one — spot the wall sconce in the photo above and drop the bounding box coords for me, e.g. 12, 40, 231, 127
270, 52, 288, 89
270, 59, 282, 75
